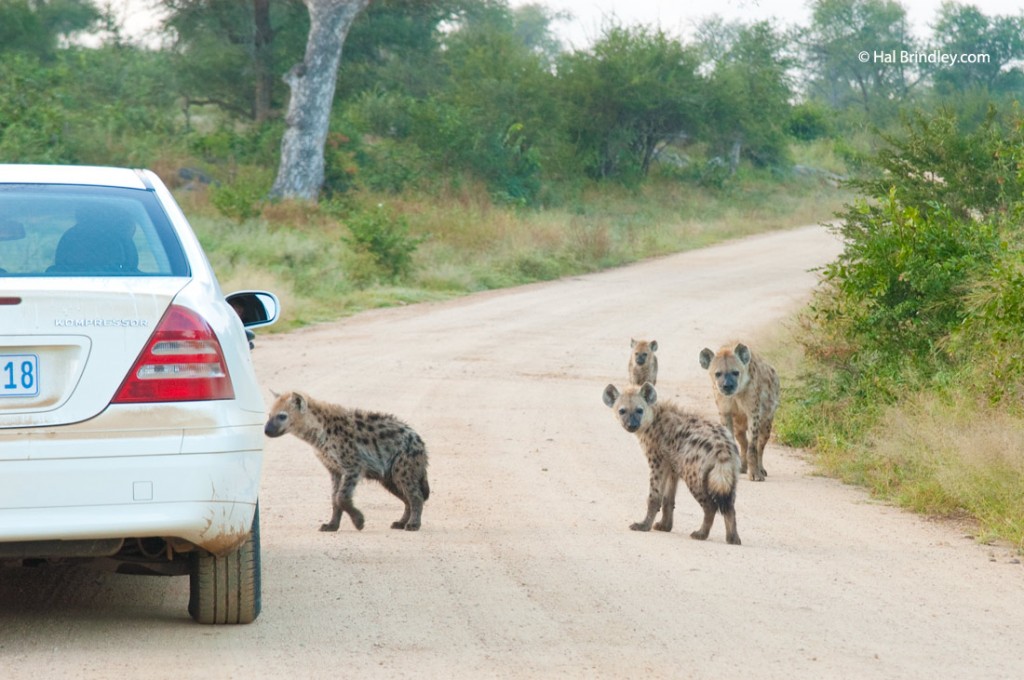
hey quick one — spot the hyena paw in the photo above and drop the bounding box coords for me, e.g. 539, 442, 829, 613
689, 530, 709, 541
630, 522, 652, 531
748, 470, 766, 482
319, 522, 340, 532
404, 522, 421, 532
351, 516, 365, 531
390, 520, 407, 530
653, 521, 672, 532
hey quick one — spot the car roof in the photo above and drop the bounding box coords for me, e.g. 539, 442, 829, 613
0, 164, 150, 190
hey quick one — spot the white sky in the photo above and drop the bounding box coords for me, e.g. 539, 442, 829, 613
510, 0, 1024, 47
114, 1, 1024, 48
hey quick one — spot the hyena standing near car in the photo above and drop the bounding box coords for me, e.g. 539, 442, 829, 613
628, 339, 658, 386
698, 343, 780, 482
264, 391, 430, 531
602, 382, 741, 545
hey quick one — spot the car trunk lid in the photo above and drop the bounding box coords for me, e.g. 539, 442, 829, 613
0, 278, 188, 427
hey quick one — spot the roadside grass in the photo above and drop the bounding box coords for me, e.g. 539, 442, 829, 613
184, 171, 849, 331
769, 320, 1024, 553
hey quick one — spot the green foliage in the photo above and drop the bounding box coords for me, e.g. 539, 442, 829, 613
950, 231, 1024, 405
847, 108, 1023, 222
700, 20, 794, 169
806, 107, 1022, 383
401, 16, 556, 204
782, 106, 1024, 549
341, 204, 424, 282
820, 189, 999, 360
788, 101, 835, 141
0, 47, 178, 165
0, 0, 100, 59
209, 168, 272, 222
164, 0, 308, 121
556, 24, 703, 182
803, 0, 918, 124
931, 3, 1024, 98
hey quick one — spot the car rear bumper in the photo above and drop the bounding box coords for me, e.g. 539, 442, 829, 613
0, 447, 262, 555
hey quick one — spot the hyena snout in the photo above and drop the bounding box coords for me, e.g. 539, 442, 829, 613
717, 375, 738, 395
634, 352, 648, 365
263, 413, 290, 438
621, 408, 645, 432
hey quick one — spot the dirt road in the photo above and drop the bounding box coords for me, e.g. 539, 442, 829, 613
3, 225, 1022, 679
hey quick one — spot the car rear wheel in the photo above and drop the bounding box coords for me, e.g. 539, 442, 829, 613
188, 504, 262, 624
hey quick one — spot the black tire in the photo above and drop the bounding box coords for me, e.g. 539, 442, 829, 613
188, 503, 262, 624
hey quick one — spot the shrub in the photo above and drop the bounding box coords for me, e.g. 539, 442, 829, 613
342, 205, 424, 282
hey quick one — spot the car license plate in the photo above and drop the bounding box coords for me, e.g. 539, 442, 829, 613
1, 354, 40, 397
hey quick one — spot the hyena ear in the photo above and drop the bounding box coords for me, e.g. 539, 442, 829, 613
290, 392, 307, 412
630, 338, 637, 348
699, 348, 714, 369
649, 340, 658, 352
734, 344, 751, 365
639, 382, 657, 405
602, 384, 620, 408
270, 389, 280, 398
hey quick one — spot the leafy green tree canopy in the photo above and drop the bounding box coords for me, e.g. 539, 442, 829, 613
930, 1, 1024, 97
557, 24, 703, 182
803, 0, 918, 120
0, 0, 100, 58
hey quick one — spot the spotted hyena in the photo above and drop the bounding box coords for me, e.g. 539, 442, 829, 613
698, 343, 780, 482
264, 391, 430, 531
602, 382, 741, 545
629, 338, 658, 386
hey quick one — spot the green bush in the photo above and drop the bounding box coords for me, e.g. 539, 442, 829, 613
342, 205, 424, 283
779, 105, 1024, 548
209, 169, 272, 222
819, 189, 1000, 361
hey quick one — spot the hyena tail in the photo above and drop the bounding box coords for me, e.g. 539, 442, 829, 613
704, 447, 739, 510
420, 475, 430, 501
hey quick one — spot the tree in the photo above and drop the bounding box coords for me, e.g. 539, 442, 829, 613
269, 0, 370, 201
930, 2, 1024, 98
406, 3, 559, 202
0, 0, 100, 58
802, 0, 918, 121
557, 24, 703, 181
337, 0, 477, 94
699, 20, 794, 171
163, 0, 308, 123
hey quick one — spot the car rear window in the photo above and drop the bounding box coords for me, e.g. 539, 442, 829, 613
0, 185, 189, 277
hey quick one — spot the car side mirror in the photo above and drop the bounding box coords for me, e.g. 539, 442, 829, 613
226, 291, 280, 329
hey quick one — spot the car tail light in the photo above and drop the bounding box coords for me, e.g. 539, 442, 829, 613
112, 305, 235, 403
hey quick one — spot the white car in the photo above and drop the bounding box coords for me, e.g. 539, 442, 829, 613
0, 164, 278, 624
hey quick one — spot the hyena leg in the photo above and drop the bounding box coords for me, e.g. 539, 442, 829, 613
748, 415, 766, 481
320, 471, 345, 532
731, 412, 750, 474
631, 469, 665, 531
379, 476, 411, 530
387, 457, 427, 531
721, 502, 741, 545
690, 499, 718, 541
755, 415, 774, 479
329, 468, 365, 531
400, 488, 425, 532
653, 476, 678, 532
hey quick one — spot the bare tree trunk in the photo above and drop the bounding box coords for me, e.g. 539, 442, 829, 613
252, 0, 274, 124
269, 0, 370, 201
